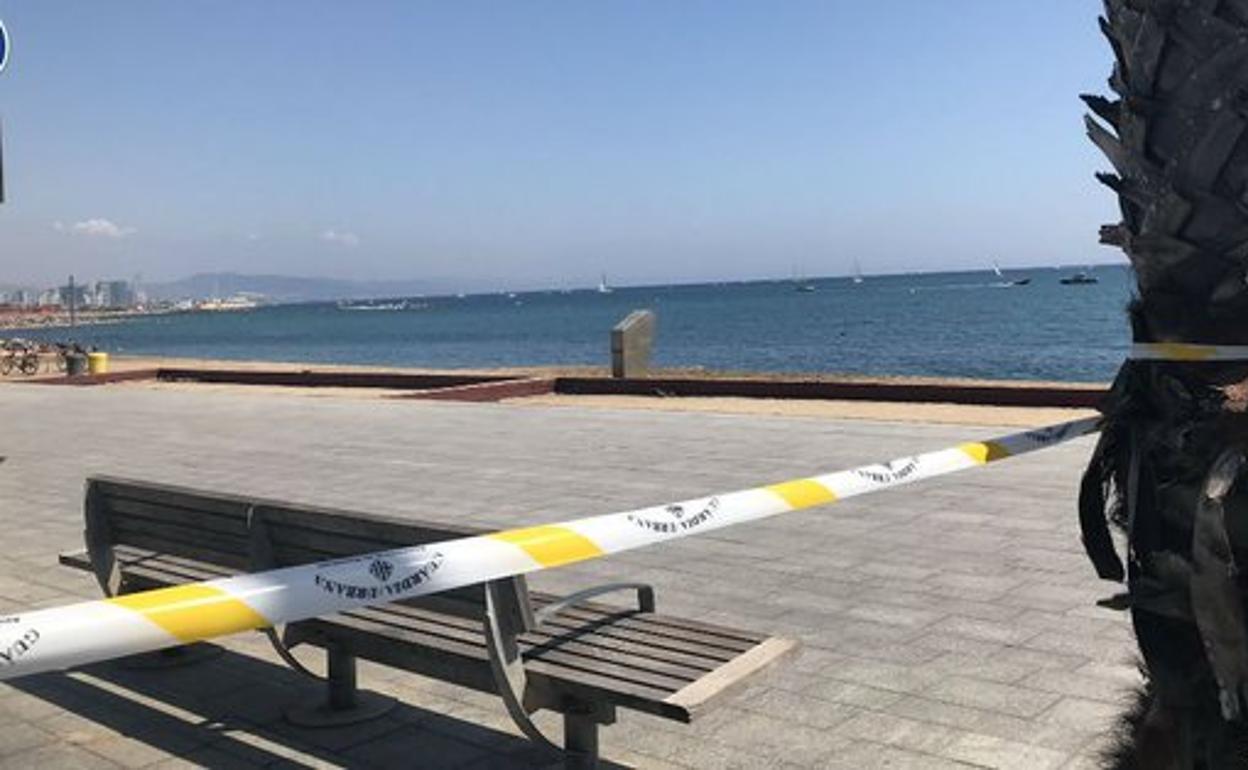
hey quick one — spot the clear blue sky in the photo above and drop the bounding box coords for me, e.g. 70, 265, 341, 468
0, 1, 1120, 290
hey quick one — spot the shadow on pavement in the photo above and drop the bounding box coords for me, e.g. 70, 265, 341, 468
8, 644, 629, 769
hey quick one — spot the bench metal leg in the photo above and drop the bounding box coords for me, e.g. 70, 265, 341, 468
563, 711, 600, 770
285, 640, 396, 727
328, 642, 357, 710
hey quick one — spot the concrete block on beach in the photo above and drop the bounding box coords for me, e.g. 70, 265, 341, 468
611, 309, 656, 378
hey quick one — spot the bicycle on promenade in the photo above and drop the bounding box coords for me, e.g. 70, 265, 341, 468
0, 340, 40, 376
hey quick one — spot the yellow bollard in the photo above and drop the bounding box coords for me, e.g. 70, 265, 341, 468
86, 351, 109, 375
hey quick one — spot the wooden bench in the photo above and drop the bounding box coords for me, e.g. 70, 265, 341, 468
59, 476, 797, 769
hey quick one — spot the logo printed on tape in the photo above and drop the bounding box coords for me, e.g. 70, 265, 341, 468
855, 458, 920, 485
628, 498, 720, 534
368, 558, 395, 584
0, 628, 39, 667
314, 549, 445, 601
1025, 423, 1078, 444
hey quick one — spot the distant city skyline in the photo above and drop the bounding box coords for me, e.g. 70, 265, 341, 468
0, 2, 1123, 290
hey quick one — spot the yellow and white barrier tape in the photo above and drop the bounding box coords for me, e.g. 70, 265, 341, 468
0, 416, 1100, 681
1130, 342, 1248, 361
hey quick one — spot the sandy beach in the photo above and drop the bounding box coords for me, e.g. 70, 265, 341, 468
8, 353, 1104, 427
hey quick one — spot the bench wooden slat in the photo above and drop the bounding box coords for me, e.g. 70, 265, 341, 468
265, 526, 416, 559
664, 637, 798, 717
254, 502, 480, 547
348, 604, 708, 684
93, 477, 254, 518
317, 608, 690, 720
535, 599, 768, 647
342, 597, 717, 684
368, 597, 745, 665
519, 643, 694, 692
111, 531, 251, 571
103, 497, 251, 538
113, 546, 236, 578
521, 657, 689, 721
534, 610, 750, 660
111, 517, 250, 555
323, 596, 727, 675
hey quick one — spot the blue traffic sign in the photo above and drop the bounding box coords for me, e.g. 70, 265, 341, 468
0, 20, 8, 74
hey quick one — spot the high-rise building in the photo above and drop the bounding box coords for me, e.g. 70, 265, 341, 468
59, 282, 89, 309
95, 280, 134, 308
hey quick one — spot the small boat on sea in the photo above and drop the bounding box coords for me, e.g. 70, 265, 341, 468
1060, 271, 1099, 285
993, 261, 1031, 286
337, 299, 410, 311
852, 259, 864, 285
598, 274, 613, 294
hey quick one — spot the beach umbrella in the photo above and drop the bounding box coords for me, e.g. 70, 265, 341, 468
1079, 1, 1248, 763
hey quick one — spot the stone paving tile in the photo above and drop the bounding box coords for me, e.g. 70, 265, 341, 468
910, 630, 1008, 658
662, 738, 798, 770
342, 725, 492, 768
922, 676, 1064, 719
736, 687, 862, 730
821, 658, 946, 695
926, 615, 1043, 646
79, 734, 187, 769
885, 694, 1098, 754
832, 711, 964, 755
0, 721, 55, 758
4, 742, 125, 769
708, 711, 849, 767
1023, 668, 1140, 704
842, 603, 944, 629
923, 651, 1037, 684
798, 677, 908, 710
991, 646, 1092, 673
0, 385, 1131, 768
821, 637, 945, 667
942, 732, 1069, 769
820, 741, 975, 769
1039, 697, 1124, 730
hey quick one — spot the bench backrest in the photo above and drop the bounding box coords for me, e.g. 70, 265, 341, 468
84, 475, 529, 619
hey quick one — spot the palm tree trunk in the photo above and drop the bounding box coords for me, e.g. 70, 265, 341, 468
1081, 1, 1248, 766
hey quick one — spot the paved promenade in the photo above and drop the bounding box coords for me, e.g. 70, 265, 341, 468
0, 384, 1133, 768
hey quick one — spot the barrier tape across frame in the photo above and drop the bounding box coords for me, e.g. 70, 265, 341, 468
1130, 342, 1248, 361
0, 416, 1101, 680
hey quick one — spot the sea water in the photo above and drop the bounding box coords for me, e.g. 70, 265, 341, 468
17, 265, 1135, 383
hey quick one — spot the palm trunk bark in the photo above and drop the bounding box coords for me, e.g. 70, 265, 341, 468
1081, 1, 1248, 765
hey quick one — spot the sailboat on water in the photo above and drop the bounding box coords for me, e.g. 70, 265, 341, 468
852, 259, 864, 285
993, 260, 1031, 286
597, 274, 613, 294
792, 265, 816, 293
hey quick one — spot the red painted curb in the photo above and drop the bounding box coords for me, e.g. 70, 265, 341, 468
396, 378, 557, 402
552, 377, 1107, 409
27, 368, 161, 386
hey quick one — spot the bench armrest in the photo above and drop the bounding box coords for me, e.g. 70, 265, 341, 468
534, 582, 655, 627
